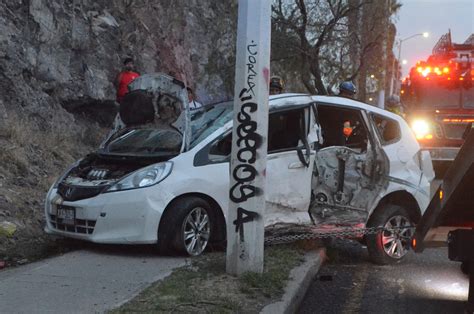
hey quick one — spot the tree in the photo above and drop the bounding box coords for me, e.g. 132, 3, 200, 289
271, 0, 400, 99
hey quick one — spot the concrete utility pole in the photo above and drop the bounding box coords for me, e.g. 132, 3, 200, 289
226, 0, 271, 275
377, 0, 390, 109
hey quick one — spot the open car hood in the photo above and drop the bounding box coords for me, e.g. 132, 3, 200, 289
117, 73, 190, 152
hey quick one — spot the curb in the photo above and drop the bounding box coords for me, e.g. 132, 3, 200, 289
261, 248, 326, 314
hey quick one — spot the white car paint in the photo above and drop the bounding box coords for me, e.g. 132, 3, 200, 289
45, 94, 433, 246
311, 96, 434, 218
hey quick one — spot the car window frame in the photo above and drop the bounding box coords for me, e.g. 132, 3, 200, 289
266, 105, 310, 155
315, 102, 372, 152
193, 104, 313, 167
369, 113, 402, 146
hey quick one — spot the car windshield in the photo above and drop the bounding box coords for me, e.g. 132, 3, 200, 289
410, 81, 474, 109
190, 101, 233, 148
100, 128, 182, 156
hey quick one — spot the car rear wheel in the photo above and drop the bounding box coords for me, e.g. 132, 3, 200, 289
366, 204, 414, 265
158, 197, 212, 256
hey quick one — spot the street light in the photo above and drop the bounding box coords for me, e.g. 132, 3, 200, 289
398, 32, 429, 63
402, 59, 408, 65
389, 32, 429, 95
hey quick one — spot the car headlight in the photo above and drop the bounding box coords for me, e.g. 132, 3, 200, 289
411, 119, 433, 140
106, 162, 173, 192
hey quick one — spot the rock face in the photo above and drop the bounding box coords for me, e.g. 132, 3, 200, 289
0, 0, 237, 262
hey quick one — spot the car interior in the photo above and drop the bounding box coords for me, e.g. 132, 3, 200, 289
208, 108, 306, 160
371, 114, 401, 144
317, 104, 368, 152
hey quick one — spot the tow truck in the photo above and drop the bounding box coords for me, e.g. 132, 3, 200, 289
401, 31, 474, 173
412, 126, 474, 312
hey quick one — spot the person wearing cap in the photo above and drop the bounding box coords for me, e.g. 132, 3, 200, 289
115, 57, 140, 103
339, 81, 357, 99
187, 87, 203, 110
270, 76, 284, 95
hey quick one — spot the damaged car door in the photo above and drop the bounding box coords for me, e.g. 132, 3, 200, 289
310, 104, 390, 226
265, 104, 317, 226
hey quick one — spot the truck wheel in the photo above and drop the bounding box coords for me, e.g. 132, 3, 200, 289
366, 204, 414, 265
158, 197, 212, 256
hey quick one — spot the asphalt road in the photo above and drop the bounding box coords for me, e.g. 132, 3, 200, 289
0, 244, 186, 313
298, 239, 468, 314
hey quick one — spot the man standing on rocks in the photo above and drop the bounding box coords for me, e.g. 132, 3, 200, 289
115, 57, 140, 103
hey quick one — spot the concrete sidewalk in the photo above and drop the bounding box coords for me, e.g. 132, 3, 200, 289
0, 247, 186, 313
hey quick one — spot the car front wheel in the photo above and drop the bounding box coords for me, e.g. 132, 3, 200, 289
366, 204, 414, 265
158, 197, 212, 256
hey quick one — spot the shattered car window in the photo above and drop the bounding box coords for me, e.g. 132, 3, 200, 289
371, 114, 401, 145
100, 129, 182, 156
190, 101, 233, 148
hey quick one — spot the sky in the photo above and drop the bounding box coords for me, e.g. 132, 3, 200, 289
395, 0, 473, 76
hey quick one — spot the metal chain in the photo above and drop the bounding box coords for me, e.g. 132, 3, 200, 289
264, 226, 416, 245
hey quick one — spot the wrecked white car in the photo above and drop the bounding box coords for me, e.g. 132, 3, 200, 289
45, 74, 434, 264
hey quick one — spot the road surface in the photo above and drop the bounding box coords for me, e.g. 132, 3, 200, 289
298, 239, 468, 314
0, 244, 186, 313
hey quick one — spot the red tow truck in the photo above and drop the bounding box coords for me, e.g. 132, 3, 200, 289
401, 31, 474, 171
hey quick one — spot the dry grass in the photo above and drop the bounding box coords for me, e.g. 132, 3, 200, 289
0, 115, 105, 182
0, 114, 107, 261
110, 245, 308, 314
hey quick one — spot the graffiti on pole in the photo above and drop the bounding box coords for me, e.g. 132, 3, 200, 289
229, 41, 264, 242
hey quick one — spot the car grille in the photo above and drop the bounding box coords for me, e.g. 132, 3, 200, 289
57, 183, 108, 202
49, 214, 96, 234
442, 123, 468, 139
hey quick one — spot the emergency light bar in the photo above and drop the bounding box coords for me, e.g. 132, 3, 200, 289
416, 65, 451, 77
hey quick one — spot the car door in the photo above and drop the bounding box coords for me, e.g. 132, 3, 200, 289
194, 103, 318, 226
371, 113, 434, 204
310, 103, 389, 226
264, 105, 317, 226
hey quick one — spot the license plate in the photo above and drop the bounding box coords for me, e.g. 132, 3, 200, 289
57, 205, 75, 225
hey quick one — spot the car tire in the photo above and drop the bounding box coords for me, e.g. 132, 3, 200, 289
158, 197, 212, 256
366, 204, 414, 265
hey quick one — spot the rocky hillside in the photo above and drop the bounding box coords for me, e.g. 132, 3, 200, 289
0, 0, 237, 263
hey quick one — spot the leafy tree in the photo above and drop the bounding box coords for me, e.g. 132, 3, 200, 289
271, 0, 401, 100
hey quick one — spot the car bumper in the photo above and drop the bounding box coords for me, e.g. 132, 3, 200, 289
44, 186, 172, 244
423, 147, 460, 162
